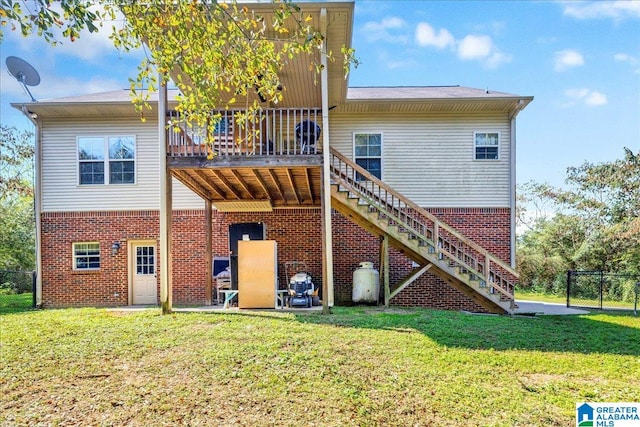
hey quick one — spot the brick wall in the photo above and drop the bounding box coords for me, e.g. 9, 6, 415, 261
41, 211, 159, 307
40, 207, 511, 311
331, 208, 511, 312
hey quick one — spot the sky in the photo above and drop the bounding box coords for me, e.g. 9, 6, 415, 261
1, 0, 638, 189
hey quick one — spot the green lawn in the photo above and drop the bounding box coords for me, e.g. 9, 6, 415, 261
516, 290, 568, 304
0, 293, 33, 314
1, 306, 639, 426
516, 289, 638, 310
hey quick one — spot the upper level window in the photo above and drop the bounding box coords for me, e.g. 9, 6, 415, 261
474, 132, 499, 160
354, 133, 382, 180
73, 242, 100, 270
78, 136, 136, 185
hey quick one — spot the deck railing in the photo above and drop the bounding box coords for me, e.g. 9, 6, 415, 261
167, 108, 322, 157
329, 148, 517, 302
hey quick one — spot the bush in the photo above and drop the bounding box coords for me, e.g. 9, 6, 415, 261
516, 252, 568, 294
0, 271, 34, 294
607, 278, 639, 303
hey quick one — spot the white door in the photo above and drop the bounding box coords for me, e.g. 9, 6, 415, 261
132, 244, 157, 305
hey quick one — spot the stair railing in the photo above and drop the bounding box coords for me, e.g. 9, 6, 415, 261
329, 148, 516, 300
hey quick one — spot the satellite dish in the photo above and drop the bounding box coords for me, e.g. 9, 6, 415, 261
6, 56, 40, 102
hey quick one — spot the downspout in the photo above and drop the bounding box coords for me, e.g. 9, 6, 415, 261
22, 106, 42, 308
320, 7, 334, 310
509, 100, 525, 268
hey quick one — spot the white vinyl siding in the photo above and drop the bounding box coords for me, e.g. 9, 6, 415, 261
40, 117, 202, 212
329, 112, 511, 208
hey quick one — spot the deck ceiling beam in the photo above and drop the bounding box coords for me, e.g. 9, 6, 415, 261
171, 170, 209, 201
305, 168, 314, 205
193, 170, 226, 199
286, 169, 301, 205
268, 169, 286, 202
213, 170, 242, 199
252, 169, 274, 202
231, 169, 255, 199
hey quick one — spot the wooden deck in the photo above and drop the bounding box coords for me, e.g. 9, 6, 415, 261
169, 155, 323, 208
167, 108, 324, 209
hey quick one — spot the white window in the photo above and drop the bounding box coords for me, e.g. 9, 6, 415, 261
474, 132, 500, 160
73, 242, 100, 270
78, 136, 136, 185
354, 133, 382, 180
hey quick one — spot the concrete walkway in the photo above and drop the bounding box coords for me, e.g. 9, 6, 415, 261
109, 301, 589, 316
514, 300, 590, 315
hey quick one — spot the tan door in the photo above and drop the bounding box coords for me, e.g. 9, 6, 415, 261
132, 243, 157, 305
238, 240, 277, 308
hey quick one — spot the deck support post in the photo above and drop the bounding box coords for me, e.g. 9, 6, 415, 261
159, 80, 173, 314
380, 235, 390, 306
320, 7, 334, 313
205, 200, 213, 305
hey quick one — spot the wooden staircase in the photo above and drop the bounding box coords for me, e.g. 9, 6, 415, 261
329, 148, 517, 314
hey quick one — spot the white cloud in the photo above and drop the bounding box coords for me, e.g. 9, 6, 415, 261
564, 88, 608, 107
411, 21, 512, 69
614, 53, 635, 63
614, 53, 640, 73
584, 91, 608, 106
562, 0, 640, 20
374, 50, 415, 70
457, 34, 511, 69
458, 35, 492, 60
414, 23, 455, 49
554, 49, 584, 72
361, 16, 409, 44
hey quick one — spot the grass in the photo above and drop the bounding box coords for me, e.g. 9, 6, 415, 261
516, 290, 568, 305
516, 289, 638, 310
0, 293, 34, 314
1, 306, 639, 426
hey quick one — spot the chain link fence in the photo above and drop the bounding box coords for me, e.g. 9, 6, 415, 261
0, 270, 35, 312
567, 270, 639, 312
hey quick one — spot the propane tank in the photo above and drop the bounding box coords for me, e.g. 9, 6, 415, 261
352, 261, 380, 303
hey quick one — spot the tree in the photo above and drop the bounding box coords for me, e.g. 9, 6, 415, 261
547, 148, 640, 273
0, 125, 34, 198
0, 0, 103, 44
0, 195, 35, 270
0, 125, 35, 270
517, 148, 640, 293
1, 1, 358, 157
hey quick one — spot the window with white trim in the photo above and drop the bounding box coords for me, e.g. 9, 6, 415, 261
354, 133, 382, 180
73, 242, 100, 270
78, 136, 136, 185
474, 132, 499, 160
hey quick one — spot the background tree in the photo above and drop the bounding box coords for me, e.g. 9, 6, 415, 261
0, 0, 103, 44
1, 125, 35, 198
2, 1, 358, 157
517, 148, 640, 294
0, 126, 35, 270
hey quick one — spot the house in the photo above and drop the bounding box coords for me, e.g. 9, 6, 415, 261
14, 1, 532, 313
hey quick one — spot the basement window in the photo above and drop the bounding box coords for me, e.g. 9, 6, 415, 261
474, 132, 500, 160
73, 242, 100, 270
